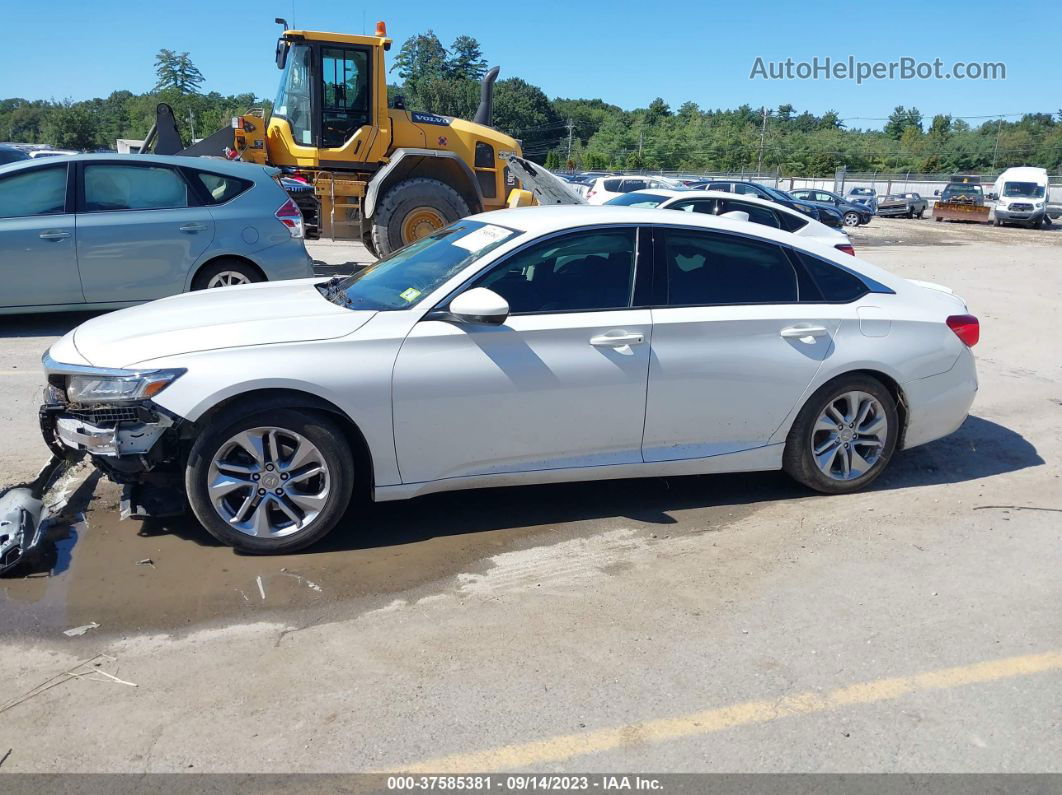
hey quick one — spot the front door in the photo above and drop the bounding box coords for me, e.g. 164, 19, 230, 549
391, 227, 652, 484
75, 161, 214, 302
643, 228, 837, 461
0, 163, 84, 307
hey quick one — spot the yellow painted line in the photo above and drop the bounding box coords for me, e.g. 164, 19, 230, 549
396, 649, 1062, 772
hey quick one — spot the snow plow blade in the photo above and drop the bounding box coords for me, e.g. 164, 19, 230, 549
504, 155, 587, 206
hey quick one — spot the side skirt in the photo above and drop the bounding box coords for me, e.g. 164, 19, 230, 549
374, 444, 784, 502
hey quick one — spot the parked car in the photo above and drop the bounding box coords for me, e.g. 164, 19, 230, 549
990, 167, 1051, 228
877, 192, 927, 219
0, 144, 30, 165
790, 188, 874, 227
606, 189, 855, 254
42, 205, 978, 553
0, 153, 314, 314
585, 175, 686, 204
847, 186, 879, 213
689, 180, 844, 228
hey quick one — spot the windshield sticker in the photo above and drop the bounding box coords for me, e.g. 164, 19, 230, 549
411, 111, 451, 127
399, 287, 422, 303
451, 224, 510, 252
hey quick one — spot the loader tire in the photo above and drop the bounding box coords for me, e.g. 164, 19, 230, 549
371, 178, 470, 257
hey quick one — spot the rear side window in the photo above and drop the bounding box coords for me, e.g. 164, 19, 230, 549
620, 179, 648, 192
0, 166, 67, 218
603, 179, 622, 192
669, 199, 720, 215
84, 164, 189, 211
796, 251, 869, 302
720, 199, 780, 229
662, 231, 798, 306
707, 182, 731, 192
194, 171, 253, 204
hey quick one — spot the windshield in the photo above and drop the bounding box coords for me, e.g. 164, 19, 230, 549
328, 220, 522, 311
943, 184, 983, 199
273, 43, 313, 146
605, 192, 669, 208
1002, 181, 1045, 198
850, 188, 875, 196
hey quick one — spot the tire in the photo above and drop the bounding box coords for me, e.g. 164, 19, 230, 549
192, 258, 264, 291
185, 407, 355, 554
842, 211, 861, 227
916, 209, 925, 219
1042, 215, 1053, 229
371, 178, 470, 257
906, 210, 914, 219
782, 374, 899, 494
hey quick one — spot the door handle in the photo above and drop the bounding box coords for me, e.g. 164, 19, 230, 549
780, 325, 829, 340
38, 230, 71, 241
590, 332, 645, 347
179, 223, 207, 232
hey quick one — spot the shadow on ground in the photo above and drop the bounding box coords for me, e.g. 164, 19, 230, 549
0, 311, 105, 340
145, 414, 1042, 555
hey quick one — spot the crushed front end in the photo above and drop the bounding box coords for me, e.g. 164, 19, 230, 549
40, 352, 190, 518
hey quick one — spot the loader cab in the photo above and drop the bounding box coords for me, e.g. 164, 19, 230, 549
268, 27, 392, 168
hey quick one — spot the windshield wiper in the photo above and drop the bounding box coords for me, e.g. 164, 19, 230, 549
317, 276, 352, 308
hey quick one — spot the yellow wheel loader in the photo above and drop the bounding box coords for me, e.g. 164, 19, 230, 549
145, 20, 522, 256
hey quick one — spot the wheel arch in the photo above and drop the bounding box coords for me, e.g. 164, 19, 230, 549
188, 387, 376, 499
188, 254, 266, 291
365, 148, 483, 219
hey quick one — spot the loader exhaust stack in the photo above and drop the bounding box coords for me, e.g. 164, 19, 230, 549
473, 66, 500, 127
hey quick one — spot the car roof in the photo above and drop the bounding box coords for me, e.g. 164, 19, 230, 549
657, 189, 805, 215
0, 152, 277, 179
473, 205, 895, 287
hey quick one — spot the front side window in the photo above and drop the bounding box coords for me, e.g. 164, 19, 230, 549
333, 220, 521, 311
471, 229, 636, 314
321, 47, 371, 148
83, 165, 188, 211
669, 199, 720, 215
663, 231, 797, 306
0, 166, 67, 218
273, 42, 313, 146
720, 200, 781, 229
707, 183, 731, 192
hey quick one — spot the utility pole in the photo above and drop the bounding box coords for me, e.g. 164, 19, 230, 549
638, 128, 644, 158
756, 106, 768, 174
991, 117, 1004, 169
566, 119, 574, 163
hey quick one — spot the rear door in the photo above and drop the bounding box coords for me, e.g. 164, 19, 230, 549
75, 161, 215, 302
0, 163, 84, 307
642, 227, 839, 461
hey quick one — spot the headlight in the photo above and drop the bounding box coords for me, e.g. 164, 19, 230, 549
66, 369, 185, 403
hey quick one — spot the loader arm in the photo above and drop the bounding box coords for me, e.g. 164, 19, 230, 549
504, 155, 587, 206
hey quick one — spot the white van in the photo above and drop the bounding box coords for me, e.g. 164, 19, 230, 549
992, 167, 1051, 228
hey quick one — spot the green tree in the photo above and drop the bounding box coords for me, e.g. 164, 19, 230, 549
884, 105, 922, 139
447, 35, 487, 81
153, 49, 204, 94
391, 31, 448, 91
40, 104, 100, 149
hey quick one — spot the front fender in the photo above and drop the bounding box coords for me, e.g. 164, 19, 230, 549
365, 148, 483, 218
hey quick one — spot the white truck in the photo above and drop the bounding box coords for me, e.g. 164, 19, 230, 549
991, 167, 1051, 228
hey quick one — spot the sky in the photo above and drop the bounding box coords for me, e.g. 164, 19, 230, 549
3, 0, 1059, 131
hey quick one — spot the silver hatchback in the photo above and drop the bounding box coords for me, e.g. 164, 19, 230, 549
0, 153, 314, 314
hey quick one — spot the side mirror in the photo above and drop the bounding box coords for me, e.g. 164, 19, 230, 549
933, 189, 940, 197
987, 192, 997, 200
448, 287, 510, 325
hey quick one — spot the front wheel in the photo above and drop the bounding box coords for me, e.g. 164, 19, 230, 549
783, 375, 899, 494
371, 178, 470, 257
916, 208, 925, 219
842, 211, 861, 227
186, 408, 355, 554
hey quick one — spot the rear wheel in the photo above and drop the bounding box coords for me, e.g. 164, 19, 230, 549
916, 208, 925, 219
192, 258, 263, 290
371, 178, 470, 257
783, 375, 899, 494
186, 408, 354, 554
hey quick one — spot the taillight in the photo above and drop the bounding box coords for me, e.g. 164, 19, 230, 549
586, 189, 596, 199
835, 243, 856, 256
275, 197, 304, 239
946, 314, 979, 347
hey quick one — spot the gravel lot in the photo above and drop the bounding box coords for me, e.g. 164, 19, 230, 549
0, 219, 1059, 773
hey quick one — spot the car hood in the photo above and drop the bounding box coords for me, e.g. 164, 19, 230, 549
72, 279, 375, 368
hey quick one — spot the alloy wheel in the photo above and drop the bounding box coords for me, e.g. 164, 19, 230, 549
207, 271, 252, 288
207, 426, 331, 538
810, 391, 888, 481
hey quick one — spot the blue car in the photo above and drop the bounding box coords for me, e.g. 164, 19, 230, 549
0, 154, 314, 315
790, 188, 874, 227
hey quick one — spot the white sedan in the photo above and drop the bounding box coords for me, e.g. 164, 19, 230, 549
606, 189, 855, 255
41, 206, 979, 553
